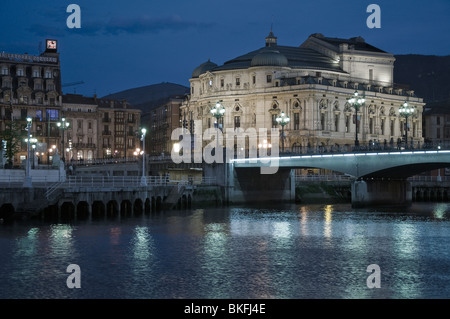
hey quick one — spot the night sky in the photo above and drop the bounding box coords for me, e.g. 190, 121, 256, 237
1, 0, 449, 97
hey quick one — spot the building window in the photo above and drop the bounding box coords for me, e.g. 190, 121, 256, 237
345, 115, 350, 133
390, 119, 395, 136
88, 122, 92, 130
272, 114, 277, 128
234, 116, 240, 128
369, 69, 373, 81
46, 109, 59, 120
33, 70, 40, 78
437, 127, 441, 139
253, 76, 256, 84
437, 116, 441, 125
220, 79, 224, 87
320, 113, 326, 130
1, 67, 8, 75
266, 75, 272, 83
294, 113, 300, 130
235, 78, 240, 86
45, 70, 52, 78
369, 117, 374, 134
381, 118, 385, 135
17, 68, 24, 76
78, 120, 82, 129
334, 114, 339, 132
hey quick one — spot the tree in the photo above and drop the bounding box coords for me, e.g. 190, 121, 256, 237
1, 120, 22, 168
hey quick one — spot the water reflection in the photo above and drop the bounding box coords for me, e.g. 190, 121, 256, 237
14, 227, 39, 258
1, 203, 450, 298
49, 224, 76, 261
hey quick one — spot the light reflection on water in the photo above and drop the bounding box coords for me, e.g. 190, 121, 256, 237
1, 202, 450, 299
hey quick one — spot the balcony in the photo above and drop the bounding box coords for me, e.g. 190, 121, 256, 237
102, 130, 112, 135
73, 143, 96, 149
102, 118, 111, 123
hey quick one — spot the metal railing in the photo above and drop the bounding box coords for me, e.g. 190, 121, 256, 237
407, 176, 450, 182
295, 175, 352, 182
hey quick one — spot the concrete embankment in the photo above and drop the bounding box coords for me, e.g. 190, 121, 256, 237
295, 182, 351, 204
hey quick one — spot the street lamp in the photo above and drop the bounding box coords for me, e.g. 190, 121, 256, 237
276, 112, 290, 153
23, 117, 32, 188
210, 102, 225, 156
56, 117, 70, 163
348, 90, 365, 147
399, 101, 415, 149
140, 128, 147, 186
26, 137, 37, 169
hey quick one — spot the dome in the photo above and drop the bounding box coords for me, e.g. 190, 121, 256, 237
251, 49, 288, 67
192, 59, 218, 78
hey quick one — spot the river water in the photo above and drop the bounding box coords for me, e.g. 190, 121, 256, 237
1, 202, 450, 299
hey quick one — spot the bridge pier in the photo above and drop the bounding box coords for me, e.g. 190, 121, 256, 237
230, 167, 295, 204
351, 179, 412, 208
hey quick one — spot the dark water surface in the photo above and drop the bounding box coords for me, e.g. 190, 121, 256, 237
1, 202, 450, 299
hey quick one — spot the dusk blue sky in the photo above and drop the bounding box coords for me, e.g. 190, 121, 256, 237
1, 0, 449, 98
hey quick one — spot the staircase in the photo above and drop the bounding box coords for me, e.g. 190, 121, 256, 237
18, 183, 65, 215
162, 184, 186, 210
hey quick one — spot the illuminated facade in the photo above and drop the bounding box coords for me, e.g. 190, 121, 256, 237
0, 40, 63, 166
62, 94, 142, 160
181, 32, 425, 154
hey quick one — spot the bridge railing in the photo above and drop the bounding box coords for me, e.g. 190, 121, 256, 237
279, 141, 450, 157
408, 176, 450, 182
295, 175, 352, 182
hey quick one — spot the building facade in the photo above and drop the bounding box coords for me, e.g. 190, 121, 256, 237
423, 99, 450, 146
144, 95, 185, 156
62, 94, 142, 161
181, 32, 425, 155
0, 40, 63, 167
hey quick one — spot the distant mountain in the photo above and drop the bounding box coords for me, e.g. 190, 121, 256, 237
102, 82, 189, 112
394, 55, 450, 103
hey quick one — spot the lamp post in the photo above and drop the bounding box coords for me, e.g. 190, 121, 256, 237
348, 90, 365, 147
210, 102, 225, 152
276, 112, 290, 153
140, 128, 147, 186
56, 117, 70, 163
399, 101, 415, 149
23, 117, 32, 188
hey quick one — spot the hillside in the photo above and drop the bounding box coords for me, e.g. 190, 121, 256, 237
102, 82, 189, 112
394, 54, 450, 103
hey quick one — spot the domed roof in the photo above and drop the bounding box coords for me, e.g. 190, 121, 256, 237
192, 59, 218, 78
251, 49, 288, 67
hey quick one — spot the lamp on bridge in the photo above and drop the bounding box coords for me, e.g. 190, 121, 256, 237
23, 117, 33, 188
347, 91, 365, 147
399, 101, 415, 149
140, 128, 147, 186
276, 112, 290, 153
56, 117, 70, 163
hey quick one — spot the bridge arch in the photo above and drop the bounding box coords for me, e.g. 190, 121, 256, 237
0, 203, 15, 222
120, 200, 132, 217
106, 200, 118, 219
145, 198, 151, 214
92, 201, 105, 219
77, 201, 90, 220
61, 202, 75, 221
133, 198, 143, 215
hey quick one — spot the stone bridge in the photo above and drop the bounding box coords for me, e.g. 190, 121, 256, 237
227, 149, 450, 207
